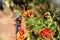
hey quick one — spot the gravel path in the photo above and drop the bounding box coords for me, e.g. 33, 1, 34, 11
0, 9, 16, 40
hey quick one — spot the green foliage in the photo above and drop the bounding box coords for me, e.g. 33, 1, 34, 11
27, 17, 38, 26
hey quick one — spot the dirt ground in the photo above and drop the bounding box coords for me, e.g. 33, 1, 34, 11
0, 8, 16, 40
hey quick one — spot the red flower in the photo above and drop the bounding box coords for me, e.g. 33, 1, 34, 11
44, 28, 51, 34
20, 35, 24, 40
40, 27, 51, 38
17, 28, 24, 40
19, 28, 24, 36
40, 30, 45, 37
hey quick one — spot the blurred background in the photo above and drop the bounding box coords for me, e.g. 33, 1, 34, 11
0, 0, 60, 40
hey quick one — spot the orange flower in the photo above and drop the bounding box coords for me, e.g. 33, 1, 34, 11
24, 10, 31, 17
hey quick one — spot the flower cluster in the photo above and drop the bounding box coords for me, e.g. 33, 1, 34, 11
17, 28, 24, 40
20, 7, 31, 17
40, 27, 51, 38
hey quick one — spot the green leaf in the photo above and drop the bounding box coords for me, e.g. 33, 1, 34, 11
50, 26, 57, 31
27, 17, 38, 26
